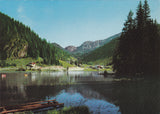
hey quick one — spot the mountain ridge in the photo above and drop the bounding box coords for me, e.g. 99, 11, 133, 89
65, 33, 121, 54
81, 37, 120, 65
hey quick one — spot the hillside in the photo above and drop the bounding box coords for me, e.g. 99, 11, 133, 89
52, 43, 64, 50
82, 37, 120, 65
65, 33, 121, 54
0, 12, 70, 65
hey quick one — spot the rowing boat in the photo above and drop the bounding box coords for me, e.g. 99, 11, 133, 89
0, 99, 64, 114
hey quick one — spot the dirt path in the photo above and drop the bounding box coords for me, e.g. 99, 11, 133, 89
39, 66, 84, 71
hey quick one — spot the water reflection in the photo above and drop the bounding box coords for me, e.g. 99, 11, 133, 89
0, 72, 160, 114
112, 80, 160, 114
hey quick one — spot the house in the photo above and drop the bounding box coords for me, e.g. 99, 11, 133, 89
96, 65, 104, 69
90, 65, 104, 69
26, 62, 36, 68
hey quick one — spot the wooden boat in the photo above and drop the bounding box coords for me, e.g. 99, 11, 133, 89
0, 99, 64, 114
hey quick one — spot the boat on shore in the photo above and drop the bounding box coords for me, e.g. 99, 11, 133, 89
0, 99, 64, 114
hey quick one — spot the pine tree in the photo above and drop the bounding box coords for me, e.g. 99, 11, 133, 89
113, 0, 160, 76
143, 0, 150, 23
122, 10, 134, 33
113, 10, 135, 75
136, 1, 144, 29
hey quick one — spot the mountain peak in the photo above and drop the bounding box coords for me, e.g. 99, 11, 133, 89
65, 33, 121, 53
65, 46, 77, 52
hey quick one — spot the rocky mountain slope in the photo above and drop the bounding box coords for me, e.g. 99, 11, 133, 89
65, 46, 77, 52
65, 33, 121, 54
82, 37, 119, 64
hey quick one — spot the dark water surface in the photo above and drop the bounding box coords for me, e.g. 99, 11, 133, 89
0, 71, 160, 114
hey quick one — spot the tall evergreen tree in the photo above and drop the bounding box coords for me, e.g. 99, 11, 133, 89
113, 0, 160, 76
136, 1, 144, 29
143, 0, 150, 23
113, 11, 136, 75
122, 10, 134, 33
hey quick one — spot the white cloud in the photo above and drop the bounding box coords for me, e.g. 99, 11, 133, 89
17, 6, 23, 13
17, 5, 34, 27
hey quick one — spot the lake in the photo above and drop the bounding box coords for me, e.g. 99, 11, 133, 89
0, 71, 160, 114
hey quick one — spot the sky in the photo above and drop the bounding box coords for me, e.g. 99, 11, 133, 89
0, 0, 160, 47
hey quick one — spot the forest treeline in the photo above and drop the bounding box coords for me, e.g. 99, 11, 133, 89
113, 0, 160, 76
0, 12, 70, 65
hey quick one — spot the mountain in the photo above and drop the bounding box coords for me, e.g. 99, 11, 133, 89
65, 33, 121, 54
65, 46, 77, 52
82, 37, 120, 65
0, 12, 70, 65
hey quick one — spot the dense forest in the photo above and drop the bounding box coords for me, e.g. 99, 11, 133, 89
0, 12, 70, 65
113, 0, 160, 76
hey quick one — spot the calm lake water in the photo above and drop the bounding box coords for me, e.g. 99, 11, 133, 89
0, 71, 160, 114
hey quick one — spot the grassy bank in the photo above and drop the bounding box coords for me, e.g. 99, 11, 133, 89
12, 106, 90, 114
82, 64, 113, 72
48, 106, 90, 114
0, 58, 80, 72
0, 57, 43, 68
0, 58, 113, 72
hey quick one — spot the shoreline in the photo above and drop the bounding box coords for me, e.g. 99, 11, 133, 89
0, 66, 85, 72
0, 64, 114, 73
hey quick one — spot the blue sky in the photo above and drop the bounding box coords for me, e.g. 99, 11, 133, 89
0, 0, 160, 47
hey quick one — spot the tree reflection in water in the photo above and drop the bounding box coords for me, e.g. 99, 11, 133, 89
1, 72, 160, 114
